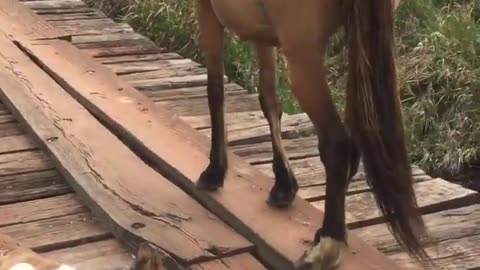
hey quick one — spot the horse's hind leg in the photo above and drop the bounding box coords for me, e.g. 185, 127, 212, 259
256, 44, 298, 208
195, 0, 227, 190
281, 49, 360, 269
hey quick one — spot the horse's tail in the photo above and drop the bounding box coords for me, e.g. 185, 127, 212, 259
343, 0, 431, 265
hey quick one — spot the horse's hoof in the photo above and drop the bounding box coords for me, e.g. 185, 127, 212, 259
196, 167, 225, 191
295, 236, 347, 270
267, 187, 296, 208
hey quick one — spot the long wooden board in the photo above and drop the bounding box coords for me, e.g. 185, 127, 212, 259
0, 32, 252, 265
0, 0, 71, 41
14, 35, 403, 270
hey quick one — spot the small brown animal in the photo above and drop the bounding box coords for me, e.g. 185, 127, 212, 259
0, 234, 75, 270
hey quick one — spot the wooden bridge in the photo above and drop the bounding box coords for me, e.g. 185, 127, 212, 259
0, 0, 478, 269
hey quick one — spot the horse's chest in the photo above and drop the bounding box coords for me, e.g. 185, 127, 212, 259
210, 0, 277, 44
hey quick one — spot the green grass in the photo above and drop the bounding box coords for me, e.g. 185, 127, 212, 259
86, 0, 479, 181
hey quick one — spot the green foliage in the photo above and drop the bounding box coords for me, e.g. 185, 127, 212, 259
92, 0, 479, 178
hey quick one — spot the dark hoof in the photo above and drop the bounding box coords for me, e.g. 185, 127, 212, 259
267, 186, 297, 208
196, 166, 225, 191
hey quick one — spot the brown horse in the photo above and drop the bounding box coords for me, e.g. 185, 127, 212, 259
194, 0, 432, 269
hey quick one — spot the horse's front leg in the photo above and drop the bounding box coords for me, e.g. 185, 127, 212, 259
255, 44, 298, 208
195, 0, 227, 190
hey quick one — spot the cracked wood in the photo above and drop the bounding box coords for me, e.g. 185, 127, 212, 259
0, 0, 71, 41
0, 32, 252, 265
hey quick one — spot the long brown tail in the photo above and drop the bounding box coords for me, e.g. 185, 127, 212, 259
343, 0, 432, 265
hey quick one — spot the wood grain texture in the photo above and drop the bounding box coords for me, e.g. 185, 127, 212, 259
312, 178, 480, 228
353, 204, 480, 270
0, 33, 252, 264
0, 194, 86, 227
16, 37, 404, 270
0, 170, 71, 204
190, 253, 268, 270
0, 212, 110, 253
0, 0, 71, 41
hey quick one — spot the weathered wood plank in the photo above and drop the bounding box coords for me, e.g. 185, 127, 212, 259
20, 38, 403, 270
145, 84, 245, 103
42, 11, 107, 22
72, 32, 149, 45
0, 135, 37, 154
353, 204, 480, 270
191, 253, 268, 270
120, 65, 207, 81
22, 0, 86, 11
77, 39, 166, 58
0, 122, 24, 138
0, 151, 54, 176
0, 170, 71, 204
0, 0, 71, 41
230, 136, 319, 165
54, 22, 133, 36
43, 239, 133, 270
0, 213, 111, 253
182, 110, 266, 130
98, 53, 184, 65
132, 74, 228, 92
108, 59, 200, 75
183, 111, 316, 147
0, 194, 86, 227
0, 34, 252, 264
312, 178, 480, 227
0, 233, 76, 270
157, 94, 261, 117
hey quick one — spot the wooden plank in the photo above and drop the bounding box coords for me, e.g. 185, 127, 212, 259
41, 11, 107, 22
353, 204, 480, 270
43, 239, 133, 270
0, 134, 37, 154
148, 84, 245, 103
120, 65, 207, 81
0, 0, 71, 41
22, 0, 86, 11
157, 94, 260, 117
132, 74, 228, 92
0, 34, 252, 264
0, 233, 75, 270
230, 136, 319, 165
30, 7, 95, 16
72, 32, 149, 45
0, 151, 54, 176
98, 53, 184, 65
54, 22, 133, 36
0, 122, 25, 138
0, 194, 86, 227
77, 39, 166, 58
191, 253, 268, 270
311, 178, 480, 228
0, 212, 111, 253
182, 110, 267, 130
109, 59, 200, 75
0, 170, 71, 204
18, 37, 404, 270
196, 113, 315, 146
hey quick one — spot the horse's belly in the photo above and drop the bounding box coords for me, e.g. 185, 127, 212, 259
210, 0, 278, 44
